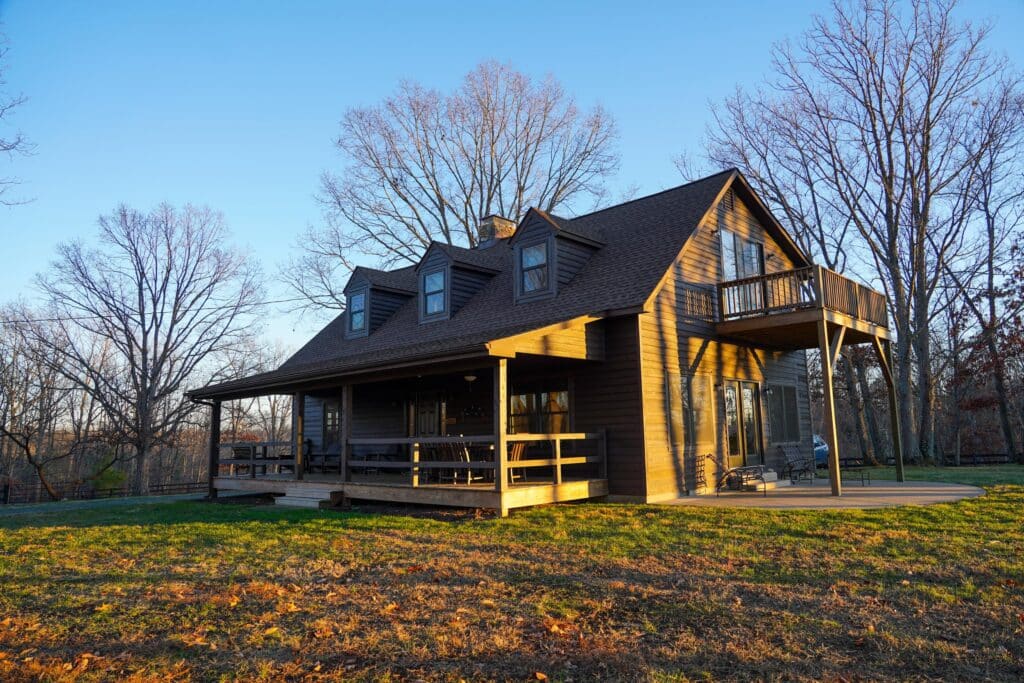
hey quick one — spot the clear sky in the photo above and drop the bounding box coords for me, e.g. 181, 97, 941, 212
2, 0, 1022, 349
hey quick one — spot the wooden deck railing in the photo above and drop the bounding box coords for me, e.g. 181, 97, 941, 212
218, 441, 295, 478
216, 432, 608, 490
717, 266, 888, 327
346, 432, 606, 489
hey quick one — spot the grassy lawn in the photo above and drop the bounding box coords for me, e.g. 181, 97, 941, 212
0, 466, 1022, 681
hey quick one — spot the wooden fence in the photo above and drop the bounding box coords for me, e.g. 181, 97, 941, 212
0, 479, 207, 505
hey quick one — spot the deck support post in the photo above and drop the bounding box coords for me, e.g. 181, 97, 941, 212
294, 392, 305, 481
341, 384, 352, 482
873, 337, 905, 483
494, 359, 508, 515
207, 400, 221, 499
817, 319, 842, 496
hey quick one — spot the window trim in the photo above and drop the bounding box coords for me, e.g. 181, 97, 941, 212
719, 228, 765, 282
346, 287, 369, 338
681, 373, 716, 449
322, 400, 341, 454
420, 266, 449, 321
766, 383, 801, 444
514, 236, 557, 302
509, 380, 570, 434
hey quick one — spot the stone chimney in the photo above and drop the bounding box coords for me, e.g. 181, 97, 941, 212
476, 214, 516, 246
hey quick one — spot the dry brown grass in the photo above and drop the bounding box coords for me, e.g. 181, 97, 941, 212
0, 468, 1022, 681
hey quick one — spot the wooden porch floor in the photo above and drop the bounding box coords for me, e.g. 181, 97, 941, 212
212, 474, 608, 514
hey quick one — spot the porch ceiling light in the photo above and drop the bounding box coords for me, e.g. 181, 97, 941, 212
463, 374, 477, 383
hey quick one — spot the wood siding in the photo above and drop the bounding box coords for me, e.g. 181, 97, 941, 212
369, 289, 409, 331
514, 214, 551, 244
638, 191, 814, 500
555, 238, 595, 285
450, 268, 492, 315
303, 395, 325, 453
488, 319, 605, 360
573, 316, 647, 498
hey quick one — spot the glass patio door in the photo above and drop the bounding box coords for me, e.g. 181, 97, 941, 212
723, 380, 764, 468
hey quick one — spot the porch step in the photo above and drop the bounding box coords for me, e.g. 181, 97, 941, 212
274, 486, 343, 509
275, 495, 325, 509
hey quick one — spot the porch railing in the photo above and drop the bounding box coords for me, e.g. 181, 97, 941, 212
215, 431, 608, 490
506, 432, 608, 484
218, 441, 295, 478
346, 431, 607, 489
717, 265, 888, 328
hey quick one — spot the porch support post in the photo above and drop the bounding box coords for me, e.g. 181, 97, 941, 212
340, 384, 352, 482
294, 392, 305, 481
410, 441, 420, 487
817, 319, 842, 496
553, 437, 562, 485
207, 400, 221, 499
494, 359, 509, 513
873, 337, 905, 483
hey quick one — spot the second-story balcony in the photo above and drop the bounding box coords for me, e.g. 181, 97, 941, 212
714, 266, 890, 350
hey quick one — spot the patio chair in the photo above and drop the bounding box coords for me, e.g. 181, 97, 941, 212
437, 440, 486, 485
508, 441, 527, 483
779, 444, 815, 484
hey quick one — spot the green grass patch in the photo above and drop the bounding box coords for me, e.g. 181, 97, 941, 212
0, 466, 1022, 681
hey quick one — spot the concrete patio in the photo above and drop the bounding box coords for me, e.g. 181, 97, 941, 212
661, 479, 984, 509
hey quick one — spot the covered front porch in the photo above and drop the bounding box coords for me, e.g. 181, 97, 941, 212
203, 353, 608, 516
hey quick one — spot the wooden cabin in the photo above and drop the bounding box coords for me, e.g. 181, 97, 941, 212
188, 169, 902, 515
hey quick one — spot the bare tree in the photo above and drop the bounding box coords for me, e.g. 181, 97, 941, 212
290, 61, 619, 312
696, 0, 1022, 463
0, 34, 33, 206
0, 310, 113, 499
213, 339, 292, 443
34, 204, 263, 493
936, 88, 1024, 459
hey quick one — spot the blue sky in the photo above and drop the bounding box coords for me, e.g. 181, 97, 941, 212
2, 0, 1022, 349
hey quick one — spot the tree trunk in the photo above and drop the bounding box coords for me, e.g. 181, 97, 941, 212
895, 347, 918, 465
853, 354, 886, 463
913, 299, 935, 464
134, 440, 151, 495
841, 355, 875, 463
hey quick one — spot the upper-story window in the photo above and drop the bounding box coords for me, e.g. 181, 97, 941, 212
348, 291, 366, 333
520, 242, 549, 294
720, 229, 764, 281
423, 269, 446, 317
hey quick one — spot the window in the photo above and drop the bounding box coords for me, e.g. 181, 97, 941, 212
423, 269, 446, 316
681, 374, 715, 448
510, 383, 568, 434
767, 385, 801, 443
323, 401, 341, 453
719, 229, 764, 281
348, 291, 366, 332
520, 242, 549, 294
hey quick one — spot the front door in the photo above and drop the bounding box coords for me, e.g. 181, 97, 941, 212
724, 380, 764, 468
413, 393, 442, 437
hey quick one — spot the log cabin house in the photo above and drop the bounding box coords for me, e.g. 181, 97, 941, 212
188, 169, 903, 515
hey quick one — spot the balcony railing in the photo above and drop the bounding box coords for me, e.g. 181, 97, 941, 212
716, 266, 888, 328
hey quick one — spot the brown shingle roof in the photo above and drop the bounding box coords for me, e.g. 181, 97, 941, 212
190, 169, 738, 399
350, 265, 417, 293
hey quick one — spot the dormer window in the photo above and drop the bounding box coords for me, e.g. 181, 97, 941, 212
520, 242, 549, 294
348, 291, 366, 334
423, 269, 447, 317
